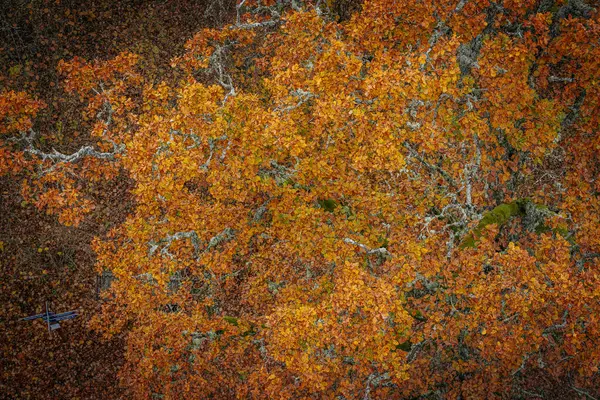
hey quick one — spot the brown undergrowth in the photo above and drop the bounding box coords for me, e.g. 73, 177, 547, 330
1, 0, 234, 398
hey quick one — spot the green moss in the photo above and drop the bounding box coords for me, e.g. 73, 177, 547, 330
378, 234, 389, 249
241, 326, 257, 337
341, 205, 354, 219
396, 339, 412, 352
461, 235, 477, 249
223, 316, 239, 326
460, 200, 525, 248
459, 198, 575, 249
411, 310, 427, 322
534, 224, 552, 234
318, 199, 338, 212
459, 198, 556, 248
554, 224, 576, 246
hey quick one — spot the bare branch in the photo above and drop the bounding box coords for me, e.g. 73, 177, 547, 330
26, 142, 123, 164
274, 89, 316, 114
258, 159, 298, 184
208, 43, 237, 104
512, 353, 531, 376
407, 272, 439, 292
204, 227, 235, 253
421, 1, 470, 70
233, 0, 282, 30
148, 231, 202, 259
233, 20, 281, 30
572, 386, 598, 400
343, 237, 392, 257
236, 0, 248, 25
548, 75, 574, 83
148, 227, 235, 260
543, 307, 569, 335
200, 134, 228, 170
403, 141, 459, 189
21, 99, 123, 173
406, 340, 428, 363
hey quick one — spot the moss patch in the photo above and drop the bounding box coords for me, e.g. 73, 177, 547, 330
460, 198, 565, 248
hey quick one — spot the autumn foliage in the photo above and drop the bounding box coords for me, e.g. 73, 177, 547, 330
3, 0, 600, 398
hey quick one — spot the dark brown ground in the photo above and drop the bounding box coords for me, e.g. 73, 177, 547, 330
0, 1, 233, 398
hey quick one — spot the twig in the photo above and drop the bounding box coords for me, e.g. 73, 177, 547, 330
343, 238, 392, 257
403, 141, 459, 189
572, 386, 598, 400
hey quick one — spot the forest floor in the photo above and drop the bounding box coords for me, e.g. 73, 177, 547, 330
0, 1, 233, 398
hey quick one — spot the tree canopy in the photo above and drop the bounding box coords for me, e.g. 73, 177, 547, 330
2, 0, 600, 398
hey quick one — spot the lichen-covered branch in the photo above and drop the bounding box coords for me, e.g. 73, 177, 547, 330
343, 237, 392, 257
148, 227, 235, 260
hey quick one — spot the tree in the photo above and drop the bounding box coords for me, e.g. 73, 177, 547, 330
3, 0, 600, 398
